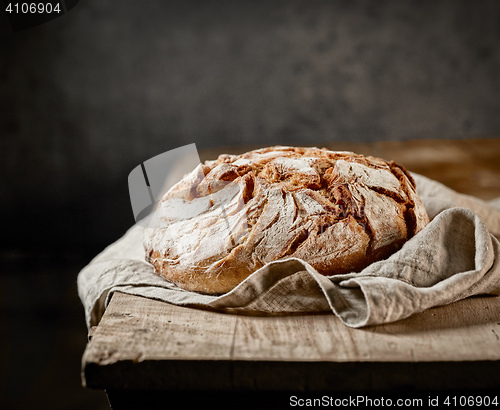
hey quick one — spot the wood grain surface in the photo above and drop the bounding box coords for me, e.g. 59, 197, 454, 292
82, 137, 500, 400
83, 291, 500, 392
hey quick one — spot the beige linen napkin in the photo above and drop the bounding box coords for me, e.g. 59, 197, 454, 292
77, 174, 500, 329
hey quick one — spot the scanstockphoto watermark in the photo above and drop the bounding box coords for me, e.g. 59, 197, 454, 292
289, 395, 425, 408
128, 144, 204, 226
2, 0, 79, 32
289, 394, 500, 408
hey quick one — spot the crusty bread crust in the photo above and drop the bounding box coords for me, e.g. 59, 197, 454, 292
144, 146, 430, 294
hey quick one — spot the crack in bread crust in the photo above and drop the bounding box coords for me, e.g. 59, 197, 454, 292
144, 146, 430, 294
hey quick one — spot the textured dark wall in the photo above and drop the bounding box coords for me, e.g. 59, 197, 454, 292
1, 0, 499, 250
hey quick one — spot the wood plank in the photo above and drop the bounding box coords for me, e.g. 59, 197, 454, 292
83, 292, 237, 364
83, 292, 500, 392
231, 296, 500, 362
83, 292, 236, 391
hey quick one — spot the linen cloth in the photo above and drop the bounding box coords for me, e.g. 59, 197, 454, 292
77, 174, 500, 329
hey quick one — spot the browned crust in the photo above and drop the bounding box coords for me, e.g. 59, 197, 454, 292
145, 146, 430, 294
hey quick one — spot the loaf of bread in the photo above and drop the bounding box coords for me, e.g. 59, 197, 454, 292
144, 146, 430, 294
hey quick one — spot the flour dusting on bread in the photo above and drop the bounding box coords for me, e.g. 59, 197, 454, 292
144, 146, 430, 294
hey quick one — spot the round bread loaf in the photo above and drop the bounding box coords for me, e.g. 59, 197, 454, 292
144, 146, 430, 294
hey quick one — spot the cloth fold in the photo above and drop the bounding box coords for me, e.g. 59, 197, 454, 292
77, 173, 500, 329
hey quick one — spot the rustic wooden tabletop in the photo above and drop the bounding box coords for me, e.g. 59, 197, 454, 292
82, 137, 500, 409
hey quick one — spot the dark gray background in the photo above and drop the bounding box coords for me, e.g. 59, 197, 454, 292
0, 1, 499, 409
1, 0, 499, 250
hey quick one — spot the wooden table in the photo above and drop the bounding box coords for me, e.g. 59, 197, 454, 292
82, 137, 500, 409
